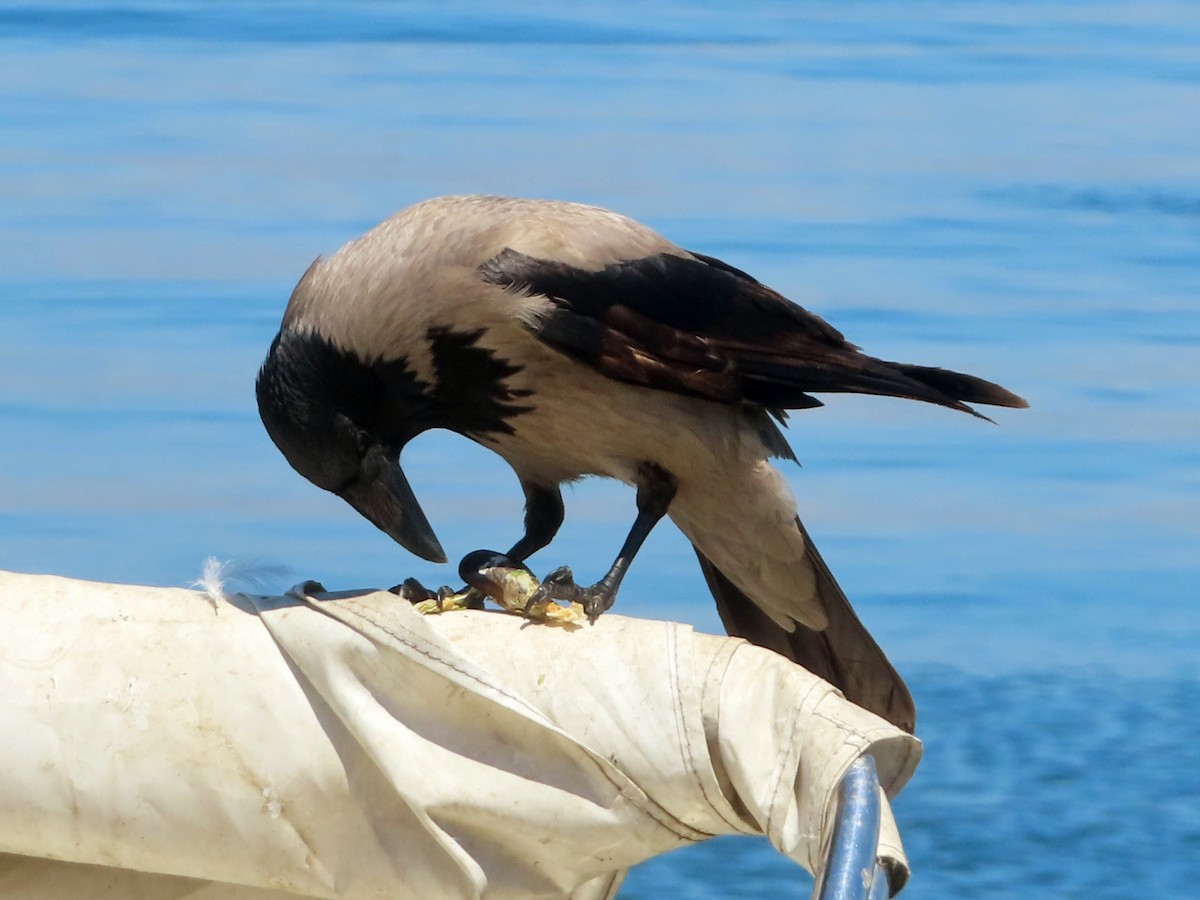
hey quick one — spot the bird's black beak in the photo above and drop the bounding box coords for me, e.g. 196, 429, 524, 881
340, 447, 447, 564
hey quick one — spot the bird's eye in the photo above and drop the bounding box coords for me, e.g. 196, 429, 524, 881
354, 429, 372, 459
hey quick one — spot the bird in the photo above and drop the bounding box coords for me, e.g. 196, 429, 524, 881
256, 195, 1027, 732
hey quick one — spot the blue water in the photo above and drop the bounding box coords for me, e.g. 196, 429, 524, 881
2, 3, 1197, 896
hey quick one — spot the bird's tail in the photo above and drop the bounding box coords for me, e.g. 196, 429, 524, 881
694, 518, 916, 733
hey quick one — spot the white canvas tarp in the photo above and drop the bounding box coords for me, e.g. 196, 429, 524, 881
0, 569, 921, 899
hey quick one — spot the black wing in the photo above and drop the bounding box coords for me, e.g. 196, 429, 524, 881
479, 248, 1028, 417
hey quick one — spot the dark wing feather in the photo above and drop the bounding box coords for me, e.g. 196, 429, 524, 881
695, 518, 916, 733
479, 248, 1028, 416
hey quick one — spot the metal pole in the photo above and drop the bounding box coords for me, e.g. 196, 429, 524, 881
867, 863, 892, 900
815, 755, 886, 900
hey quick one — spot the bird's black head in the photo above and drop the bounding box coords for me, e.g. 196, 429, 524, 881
255, 328, 447, 563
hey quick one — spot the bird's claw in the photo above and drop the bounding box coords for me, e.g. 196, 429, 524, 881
391, 577, 482, 614
527, 567, 614, 624
525, 566, 579, 611
578, 584, 617, 624
391, 577, 436, 603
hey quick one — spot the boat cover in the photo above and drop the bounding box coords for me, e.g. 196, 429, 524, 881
0, 569, 920, 899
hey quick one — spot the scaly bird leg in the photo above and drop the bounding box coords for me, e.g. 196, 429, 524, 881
531, 463, 676, 623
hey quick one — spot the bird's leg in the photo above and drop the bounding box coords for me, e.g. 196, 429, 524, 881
533, 463, 676, 623
508, 481, 566, 562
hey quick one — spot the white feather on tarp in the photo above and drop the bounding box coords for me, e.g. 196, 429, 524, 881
190, 556, 293, 610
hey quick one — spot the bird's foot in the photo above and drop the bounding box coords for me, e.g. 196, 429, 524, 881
390, 578, 483, 615
385, 554, 587, 625
527, 567, 616, 625
458, 552, 586, 626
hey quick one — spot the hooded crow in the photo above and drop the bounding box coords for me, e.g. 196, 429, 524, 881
257, 195, 1027, 732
